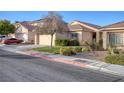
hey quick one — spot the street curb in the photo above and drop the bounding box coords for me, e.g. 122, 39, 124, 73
1, 48, 124, 77
17, 51, 124, 77
22, 52, 124, 77
30, 53, 87, 68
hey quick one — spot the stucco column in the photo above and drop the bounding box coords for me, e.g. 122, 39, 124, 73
35, 33, 39, 45
103, 31, 107, 49
96, 32, 100, 43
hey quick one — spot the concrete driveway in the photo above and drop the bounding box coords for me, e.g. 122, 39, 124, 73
0, 44, 42, 51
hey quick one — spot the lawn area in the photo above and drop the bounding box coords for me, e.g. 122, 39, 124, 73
32, 46, 61, 54
32, 46, 82, 54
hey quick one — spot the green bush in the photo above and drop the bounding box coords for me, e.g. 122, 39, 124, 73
60, 47, 76, 56
105, 54, 124, 65
107, 46, 120, 55
96, 39, 104, 51
119, 50, 124, 54
113, 48, 120, 54
81, 41, 90, 46
108, 46, 114, 54
69, 39, 79, 46
55, 39, 79, 46
73, 47, 82, 53
55, 39, 69, 46
82, 47, 90, 52
81, 40, 104, 51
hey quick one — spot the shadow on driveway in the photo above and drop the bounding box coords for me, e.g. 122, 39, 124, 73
0, 54, 38, 59
0, 49, 38, 60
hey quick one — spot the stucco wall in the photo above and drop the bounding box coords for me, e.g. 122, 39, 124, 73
82, 31, 93, 43
16, 25, 28, 34
103, 31, 107, 49
15, 25, 29, 42
38, 32, 68, 46
56, 32, 68, 39
70, 31, 93, 44
28, 31, 35, 43
39, 34, 56, 46
102, 29, 124, 49
8, 34, 15, 38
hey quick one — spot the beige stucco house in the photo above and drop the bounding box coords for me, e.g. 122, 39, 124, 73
68, 20, 101, 44
15, 19, 101, 46
101, 21, 124, 50
34, 20, 101, 46
14, 19, 124, 50
15, 19, 68, 45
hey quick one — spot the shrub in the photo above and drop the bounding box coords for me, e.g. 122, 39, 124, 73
53, 50, 60, 54
105, 54, 124, 65
113, 48, 120, 54
60, 47, 76, 56
55, 39, 79, 46
68, 39, 79, 46
107, 46, 120, 55
81, 41, 90, 46
55, 39, 69, 46
108, 46, 114, 54
119, 50, 124, 54
73, 46, 82, 53
96, 44, 104, 51
82, 47, 90, 52
96, 39, 104, 51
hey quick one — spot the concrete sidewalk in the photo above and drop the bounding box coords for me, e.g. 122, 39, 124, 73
26, 51, 124, 77
0, 45, 124, 77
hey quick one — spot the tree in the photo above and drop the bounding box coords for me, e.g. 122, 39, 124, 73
0, 20, 15, 35
36, 12, 68, 48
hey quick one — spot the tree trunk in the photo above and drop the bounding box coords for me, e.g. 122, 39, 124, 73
50, 34, 53, 48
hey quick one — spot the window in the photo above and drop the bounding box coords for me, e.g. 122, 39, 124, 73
109, 32, 124, 46
71, 33, 78, 39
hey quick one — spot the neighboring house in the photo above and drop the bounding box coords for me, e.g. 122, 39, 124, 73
15, 20, 68, 46
101, 21, 124, 49
15, 21, 37, 43
68, 20, 101, 44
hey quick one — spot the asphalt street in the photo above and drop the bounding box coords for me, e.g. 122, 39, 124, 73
0, 49, 124, 82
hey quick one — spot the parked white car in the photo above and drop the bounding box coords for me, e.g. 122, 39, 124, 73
0, 35, 7, 40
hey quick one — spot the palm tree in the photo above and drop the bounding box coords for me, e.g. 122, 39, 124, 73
36, 12, 68, 48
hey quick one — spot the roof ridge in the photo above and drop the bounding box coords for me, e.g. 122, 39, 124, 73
72, 20, 101, 28
102, 20, 124, 28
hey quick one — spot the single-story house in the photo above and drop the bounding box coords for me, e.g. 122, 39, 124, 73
15, 21, 37, 43
34, 20, 101, 46
14, 19, 124, 50
68, 20, 101, 44
101, 21, 124, 50
15, 20, 101, 46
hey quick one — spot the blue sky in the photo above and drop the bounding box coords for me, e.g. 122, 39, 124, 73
0, 11, 124, 26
